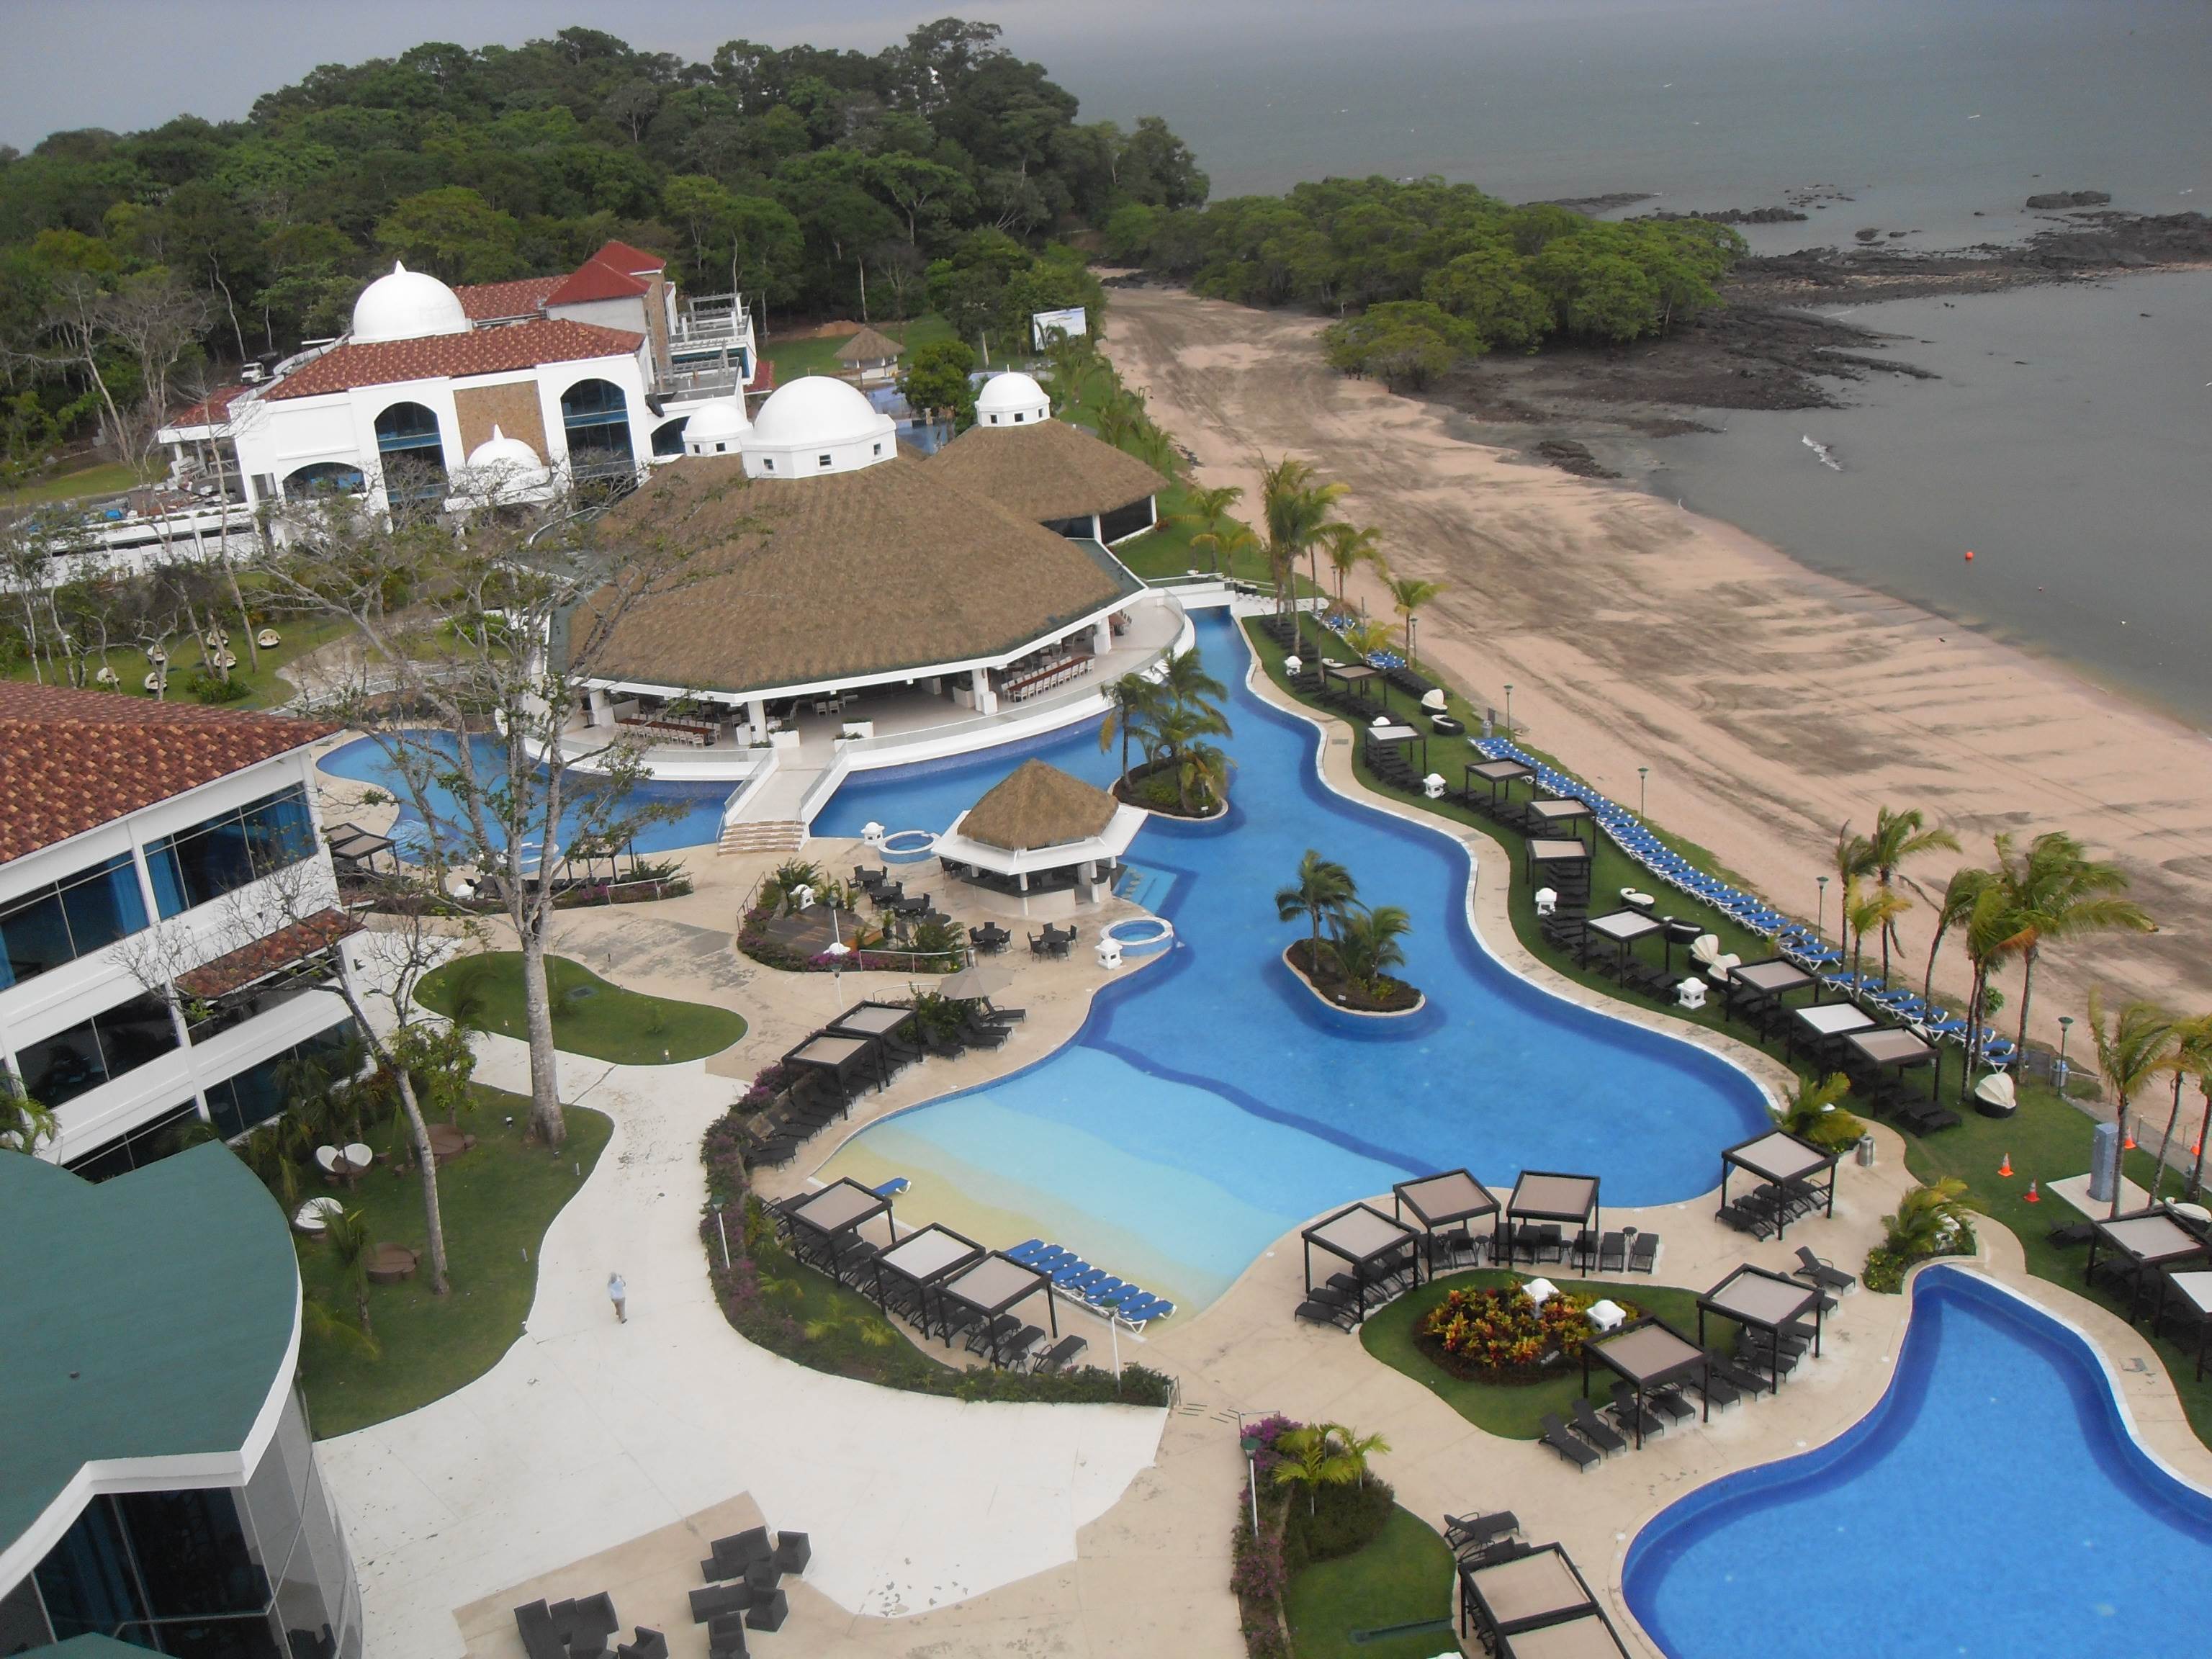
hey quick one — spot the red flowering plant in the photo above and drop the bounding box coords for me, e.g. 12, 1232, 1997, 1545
1416, 1284, 1624, 1382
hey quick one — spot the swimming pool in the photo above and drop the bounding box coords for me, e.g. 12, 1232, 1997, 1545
817, 611, 1771, 1308
318, 731, 733, 857
1624, 1267, 2212, 1658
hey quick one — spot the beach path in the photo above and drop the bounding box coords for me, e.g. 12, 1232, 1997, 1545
1103, 282, 2212, 1045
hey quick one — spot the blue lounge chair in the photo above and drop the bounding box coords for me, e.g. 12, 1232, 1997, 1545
1084, 1277, 1129, 1306
1006, 1239, 1045, 1264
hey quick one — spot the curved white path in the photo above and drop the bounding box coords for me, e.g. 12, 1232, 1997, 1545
318, 1034, 1166, 1658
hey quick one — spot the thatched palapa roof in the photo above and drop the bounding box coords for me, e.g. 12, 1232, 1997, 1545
835, 325, 905, 365
584, 456, 1143, 696
961, 760, 1119, 852
927, 419, 1166, 525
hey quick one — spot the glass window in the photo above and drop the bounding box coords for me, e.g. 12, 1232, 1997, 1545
13, 992, 179, 1109
35, 1495, 146, 1640
64, 1101, 203, 1182
0, 888, 71, 987
0, 1575, 50, 1651
146, 788, 315, 919
117, 1488, 266, 1618
0, 852, 148, 989
204, 1021, 356, 1141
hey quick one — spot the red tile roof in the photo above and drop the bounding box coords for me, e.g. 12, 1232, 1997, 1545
546, 259, 652, 306
177, 908, 361, 999
165, 385, 250, 431
592, 240, 665, 275
454, 275, 564, 321
269, 318, 643, 400
0, 683, 337, 864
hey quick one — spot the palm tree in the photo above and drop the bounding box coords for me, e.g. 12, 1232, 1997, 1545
1864, 806, 1959, 984
1098, 672, 1164, 789
1996, 830, 2154, 1059
1341, 617, 1395, 662
0, 1083, 58, 1156
1883, 1177, 1974, 1258
1150, 704, 1232, 811
1832, 824, 1876, 970
2149, 1013, 2212, 1205
1383, 573, 1444, 664
1269, 1424, 1367, 1516
1321, 523, 1384, 607
803, 1307, 897, 1350
1776, 1071, 1865, 1151
2087, 989, 2178, 1218
1328, 1422, 1391, 1487
1843, 880, 1908, 989
1956, 881, 2031, 1103
323, 1206, 377, 1339
1258, 454, 1348, 650
1922, 866, 1994, 1008
1174, 482, 1246, 575
1331, 904, 1413, 998
1275, 850, 1358, 965
1174, 739, 1232, 815
1156, 644, 1228, 720
1192, 518, 1258, 579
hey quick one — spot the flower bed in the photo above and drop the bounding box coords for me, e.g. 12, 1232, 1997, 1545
1415, 1283, 1623, 1382
1285, 937, 1421, 1015
1228, 1414, 1397, 1659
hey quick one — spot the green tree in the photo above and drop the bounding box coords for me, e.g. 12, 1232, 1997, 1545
1097, 670, 1164, 789
1995, 830, 2154, 1061
1274, 850, 1358, 963
2088, 990, 2177, 1218
1776, 1071, 1864, 1151
899, 336, 978, 428
323, 1205, 377, 1339
1322, 300, 1480, 390
1331, 904, 1413, 998
1923, 865, 1995, 1009
1863, 806, 1959, 986
1257, 454, 1346, 648
1270, 1423, 1379, 1516
2148, 1013, 2211, 1205
0, 1082, 58, 1155
1882, 1177, 1974, 1259
1320, 522, 1382, 606
1383, 572, 1443, 663
374, 185, 524, 282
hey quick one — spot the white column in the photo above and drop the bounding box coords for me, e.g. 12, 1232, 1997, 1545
972, 667, 998, 714
1092, 619, 1112, 657
747, 698, 768, 744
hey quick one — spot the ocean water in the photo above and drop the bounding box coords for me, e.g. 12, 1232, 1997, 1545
819, 612, 1769, 1310
1048, 0, 2212, 721
1624, 1267, 2212, 1658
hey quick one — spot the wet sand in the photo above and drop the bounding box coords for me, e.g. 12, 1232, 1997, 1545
1103, 284, 2212, 1044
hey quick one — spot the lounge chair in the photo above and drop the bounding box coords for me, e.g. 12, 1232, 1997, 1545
744, 1588, 788, 1632
1707, 1354, 1770, 1396
1444, 1511, 1520, 1551
1568, 1397, 1627, 1455
618, 1629, 670, 1659
1608, 1383, 1666, 1440
1647, 1385, 1696, 1424
1539, 1417, 1601, 1470
706, 1614, 747, 1659
1793, 1246, 1856, 1293
1717, 1202, 1775, 1238
774, 1532, 810, 1575
515, 1600, 565, 1659
1629, 1233, 1660, 1273
2047, 1220, 2097, 1247
689, 1583, 749, 1624
1036, 1335, 1089, 1373
1599, 1231, 1627, 1273
1696, 1370, 1742, 1410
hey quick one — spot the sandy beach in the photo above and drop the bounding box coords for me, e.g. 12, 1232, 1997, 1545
1103, 283, 2212, 1048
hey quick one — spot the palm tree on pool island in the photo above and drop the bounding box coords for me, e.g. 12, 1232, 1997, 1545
1276, 850, 1358, 966
1332, 904, 1414, 1002
1098, 672, 1164, 791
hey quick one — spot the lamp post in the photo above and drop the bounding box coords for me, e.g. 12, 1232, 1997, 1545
1817, 875, 1829, 935
2057, 1015, 2074, 1090
826, 905, 851, 1001
1503, 683, 1514, 741
1638, 766, 1649, 820
711, 1197, 731, 1269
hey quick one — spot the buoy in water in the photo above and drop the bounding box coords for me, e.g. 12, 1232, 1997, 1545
1963, 549, 1976, 562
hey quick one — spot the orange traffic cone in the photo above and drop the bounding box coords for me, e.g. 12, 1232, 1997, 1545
1999, 1152, 2013, 1178
2124, 1133, 2138, 1151
2024, 1180, 2041, 1203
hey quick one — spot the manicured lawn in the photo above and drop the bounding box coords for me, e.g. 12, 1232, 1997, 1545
1362, 1269, 1737, 1439
1285, 1505, 1456, 1659
414, 951, 747, 1065
2, 611, 353, 711
297, 1089, 610, 1437
1, 459, 143, 505
763, 315, 954, 382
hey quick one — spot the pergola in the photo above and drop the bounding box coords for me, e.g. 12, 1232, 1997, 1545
1366, 720, 1428, 772
2159, 1269, 2212, 1379
938, 1251, 1058, 1366
1302, 1202, 1421, 1320
1523, 797, 1593, 847
2087, 1208, 2210, 1323
1323, 660, 1386, 707
1393, 1169, 1501, 1259
1844, 1025, 1942, 1100
1526, 837, 1591, 887
1719, 1129, 1840, 1236
1789, 1001, 1874, 1064
1457, 1542, 1616, 1650
1581, 1317, 1711, 1448
870, 1223, 986, 1337
1465, 757, 1532, 807
781, 1030, 888, 1094
1504, 1171, 1600, 1268
324, 822, 398, 874
1582, 909, 1661, 976
1698, 1264, 1821, 1394
784, 1177, 894, 1275
1722, 958, 1817, 1024
1499, 1611, 1632, 1659
828, 1002, 917, 1043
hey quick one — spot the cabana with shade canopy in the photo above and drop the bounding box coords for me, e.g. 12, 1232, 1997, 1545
783, 1177, 894, 1277
1719, 1129, 1840, 1236
1301, 1202, 1421, 1321
1698, 1263, 1822, 1394
1462, 756, 1532, 809
1789, 1000, 1874, 1064
827, 1001, 917, 1046
2087, 1208, 2210, 1324
1457, 1542, 1623, 1653
2159, 1269, 2212, 1379
870, 1223, 986, 1337
1581, 909, 1662, 980
1503, 1171, 1600, 1269
1322, 660, 1386, 708
1722, 957, 1817, 1028
1364, 719, 1428, 771
781, 1030, 888, 1097
1581, 1317, 1711, 1448
1526, 837, 1592, 894
1844, 1025, 1942, 1100
1499, 1611, 1633, 1659
937, 1251, 1058, 1367
1394, 1169, 1502, 1268
1521, 796, 1593, 847
324, 821, 398, 876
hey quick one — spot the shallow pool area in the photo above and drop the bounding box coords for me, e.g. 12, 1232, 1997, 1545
1104, 917, 1174, 954
819, 611, 1771, 1309
318, 731, 734, 855
1624, 1267, 2212, 1658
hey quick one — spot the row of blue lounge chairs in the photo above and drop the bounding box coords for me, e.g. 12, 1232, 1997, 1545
1472, 737, 2023, 1073
1007, 1238, 1177, 1327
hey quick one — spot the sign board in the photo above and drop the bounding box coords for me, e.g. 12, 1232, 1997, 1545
1031, 307, 1089, 348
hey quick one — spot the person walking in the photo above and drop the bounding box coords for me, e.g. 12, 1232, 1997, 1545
607, 1270, 627, 1324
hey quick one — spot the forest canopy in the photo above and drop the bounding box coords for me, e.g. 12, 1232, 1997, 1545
1128, 176, 1745, 387
0, 19, 1205, 475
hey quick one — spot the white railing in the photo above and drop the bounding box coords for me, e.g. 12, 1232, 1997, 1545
720, 748, 781, 828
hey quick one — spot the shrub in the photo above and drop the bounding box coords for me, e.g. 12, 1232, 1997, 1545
187, 668, 251, 703
1416, 1284, 1620, 1380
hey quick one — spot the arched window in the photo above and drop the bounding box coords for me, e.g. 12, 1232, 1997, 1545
373, 402, 446, 501
649, 417, 688, 457
562, 378, 635, 480
282, 461, 365, 500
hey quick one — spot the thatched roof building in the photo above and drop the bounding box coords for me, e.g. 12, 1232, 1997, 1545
835, 325, 904, 368
583, 451, 1143, 698
961, 760, 1119, 851
927, 418, 1167, 538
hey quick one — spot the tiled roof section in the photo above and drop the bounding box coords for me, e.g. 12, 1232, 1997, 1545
454, 274, 563, 320
593, 239, 665, 275
269, 318, 644, 400
177, 908, 361, 999
166, 385, 250, 431
0, 683, 337, 863
547, 258, 652, 306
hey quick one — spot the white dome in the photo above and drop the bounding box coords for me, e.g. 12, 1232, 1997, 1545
681, 397, 751, 457
741, 374, 896, 480
464, 426, 547, 477
976, 369, 1051, 426
351, 261, 469, 343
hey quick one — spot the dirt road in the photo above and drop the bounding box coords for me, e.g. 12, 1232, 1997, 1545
1102, 282, 2212, 1045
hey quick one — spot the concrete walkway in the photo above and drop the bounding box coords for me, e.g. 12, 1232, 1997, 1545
316, 1035, 1168, 1659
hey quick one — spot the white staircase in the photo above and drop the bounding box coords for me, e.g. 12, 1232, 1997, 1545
718, 819, 806, 855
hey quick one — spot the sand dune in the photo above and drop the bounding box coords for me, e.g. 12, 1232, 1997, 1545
1104, 283, 2212, 1046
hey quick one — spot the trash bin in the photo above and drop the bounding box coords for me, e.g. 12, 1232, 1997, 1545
1856, 1133, 1877, 1169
